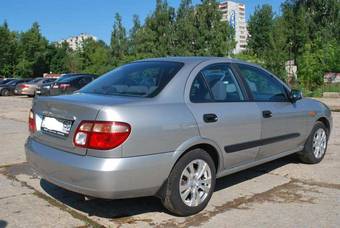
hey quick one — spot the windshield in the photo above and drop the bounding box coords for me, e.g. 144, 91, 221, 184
7, 80, 18, 85
81, 61, 183, 97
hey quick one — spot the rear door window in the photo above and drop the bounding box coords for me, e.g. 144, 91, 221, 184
190, 64, 244, 102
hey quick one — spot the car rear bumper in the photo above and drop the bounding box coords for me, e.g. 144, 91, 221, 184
25, 137, 174, 199
15, 88, 35, 95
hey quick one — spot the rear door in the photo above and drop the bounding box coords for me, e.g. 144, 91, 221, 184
235, 63, 307, 159
185, 61, 262, 169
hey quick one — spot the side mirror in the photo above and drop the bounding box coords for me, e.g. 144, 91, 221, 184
289, 89, 302, 103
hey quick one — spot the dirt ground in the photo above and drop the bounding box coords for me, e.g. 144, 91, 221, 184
0, 96, 339, 228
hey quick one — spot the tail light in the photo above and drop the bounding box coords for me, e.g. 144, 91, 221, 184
28, 110, 36, 133
73, 121, 131, 150
60, 83, 70, 89
20, 84, 29, 89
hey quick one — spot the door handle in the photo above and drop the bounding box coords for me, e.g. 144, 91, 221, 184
203, 113, 218, 123
262, 110, 272, 118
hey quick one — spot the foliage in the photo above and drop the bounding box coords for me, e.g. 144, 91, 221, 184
246, 0, 340, 92
0, 21, 17, 77
15, 22, 50, 77
111, 13, 128, 62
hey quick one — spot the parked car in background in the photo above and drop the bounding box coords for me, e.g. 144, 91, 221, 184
36, 81, 55, 96
26, 57, 332, 216
15, 77, 56, 97
49, 74, 97, 96
37, 73, 96, 96
0, 78, 15, 85
0, 79, 32, 96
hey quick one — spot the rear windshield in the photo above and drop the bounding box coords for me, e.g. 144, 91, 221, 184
30, 78, 43, 83
58, 76, 83, 83
80, 61, 184, 97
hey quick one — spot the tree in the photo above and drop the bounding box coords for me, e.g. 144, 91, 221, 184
282, 3, 310, 64
16, 22, 50, 77
0, 21, 18, 76
247, 5, 274, 57
173, 0, 197, 55
80, 39, 112, 75
111, 13, 128, 62
263, 17, 288, 80
193, 0, 235, 56
128, 15, 142, 55
143, 0, 176, 56
298, 43, 323, 91
49, 41, 71, 73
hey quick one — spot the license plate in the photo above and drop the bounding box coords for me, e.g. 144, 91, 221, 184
41, 116, 73, 137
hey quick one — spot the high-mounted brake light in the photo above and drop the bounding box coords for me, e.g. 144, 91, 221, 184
60, 83, 70, 89
28, 110, 36, 133
73, 121, 131, 150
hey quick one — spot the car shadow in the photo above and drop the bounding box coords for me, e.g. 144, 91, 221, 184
40, 154, 299, 219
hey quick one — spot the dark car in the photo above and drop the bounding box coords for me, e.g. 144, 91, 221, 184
49, 74, 97, 96
38, 73, 95, 96
0, 79, 32, 96
0, 78, 15, 85
15, 78, 56, 97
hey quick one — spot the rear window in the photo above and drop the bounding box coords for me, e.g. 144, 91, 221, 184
58, 76, 82, 83
80, 61, 184, 97
30, 78, 43, 83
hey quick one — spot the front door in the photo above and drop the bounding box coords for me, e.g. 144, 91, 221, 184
236, 63, 307, 159
185, 62, 262, 169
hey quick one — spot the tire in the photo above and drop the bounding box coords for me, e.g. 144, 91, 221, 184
1, 89, 9, 96
162, 148, 216, 216
298, 121, 329, 164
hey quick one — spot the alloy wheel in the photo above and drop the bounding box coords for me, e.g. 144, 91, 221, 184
179, 159, 212, 207
312, 128, 327, 159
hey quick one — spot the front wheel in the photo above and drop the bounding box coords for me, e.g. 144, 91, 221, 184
1, 89, 9, 96
162, 148, 216, 216
298, 121, 329, 164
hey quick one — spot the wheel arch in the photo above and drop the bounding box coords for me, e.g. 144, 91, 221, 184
317, 116, 330, 134
171, 137, 224, 173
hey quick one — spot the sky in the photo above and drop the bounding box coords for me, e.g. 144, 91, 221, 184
0, 0, 284, 44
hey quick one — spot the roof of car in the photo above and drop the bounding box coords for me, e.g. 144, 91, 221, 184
136, 56, 250, 65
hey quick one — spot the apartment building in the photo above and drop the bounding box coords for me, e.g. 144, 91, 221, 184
219, 1, 248, 54
59, 33, 97, 51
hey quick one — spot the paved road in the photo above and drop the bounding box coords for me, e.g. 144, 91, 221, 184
0, 96, 339, 228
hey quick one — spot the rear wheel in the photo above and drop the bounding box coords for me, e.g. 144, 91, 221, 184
162, 148, 216, 216
298, 121, 328, 164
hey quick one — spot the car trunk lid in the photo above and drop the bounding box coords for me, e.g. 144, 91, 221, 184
31, 93, 143, 155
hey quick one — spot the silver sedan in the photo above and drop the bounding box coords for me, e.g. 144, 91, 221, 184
26, 57, 332, 216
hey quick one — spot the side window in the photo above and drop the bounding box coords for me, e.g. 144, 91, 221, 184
190, 73, 212, 103
238, 64, 288, 102
190, 64, 244, 102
